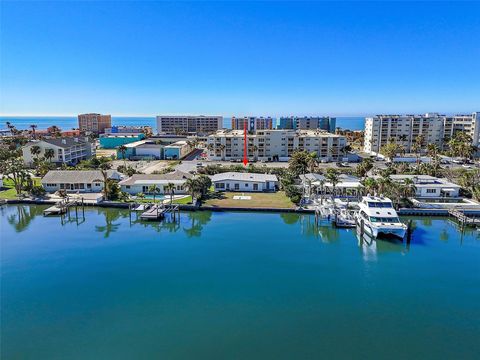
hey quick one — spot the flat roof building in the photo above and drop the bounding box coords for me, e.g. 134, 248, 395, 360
78, 113, 112, 134
156, 115, 222, 135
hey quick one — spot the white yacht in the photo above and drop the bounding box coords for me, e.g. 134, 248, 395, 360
356, 196, 407, 239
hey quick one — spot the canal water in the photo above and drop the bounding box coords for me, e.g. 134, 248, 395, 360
1, 205, 479, 359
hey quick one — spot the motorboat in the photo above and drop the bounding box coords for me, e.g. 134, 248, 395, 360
356, 196, 407, 239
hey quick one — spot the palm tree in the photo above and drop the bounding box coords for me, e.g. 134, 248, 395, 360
148, 185, 161, 203
30, 124, 37, 139
362, 177, 377, 196
219, 144, 226, 161
44, 148, 55, 163
118, 145, 128, 168
165, 182, 175, 204
99, 163, 112, 200
30, 145, 41, 162
325, 168, 340, 199
402, 177, 417, 198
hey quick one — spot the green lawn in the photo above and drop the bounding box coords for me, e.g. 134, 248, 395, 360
203, 191, 295, 209
0, 178, 41, 200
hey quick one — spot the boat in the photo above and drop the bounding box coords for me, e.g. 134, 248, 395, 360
355, 195, 407, 239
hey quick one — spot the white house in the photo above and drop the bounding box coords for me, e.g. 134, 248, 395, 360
22, 138, 95, 166
119, 170, 193, 195
389, 175, 461, 198
41, 170, 124, 193
211, 172, 278, 192
300, 173, 363, 199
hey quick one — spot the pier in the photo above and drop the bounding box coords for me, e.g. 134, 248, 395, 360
135, 203, 181, 221
448, 208, 480, 227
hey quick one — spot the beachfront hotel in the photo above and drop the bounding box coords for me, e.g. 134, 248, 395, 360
364, 112, 480, 155
78, 113, 112, 134
278, 116, 336, 133
231, 116, 273, 131
206, 129, 347, 162
156, 115, 223, 135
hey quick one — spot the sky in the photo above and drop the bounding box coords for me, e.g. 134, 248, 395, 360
0, 1, 479, 117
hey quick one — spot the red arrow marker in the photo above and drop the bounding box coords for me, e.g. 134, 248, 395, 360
243, 119, 249, 166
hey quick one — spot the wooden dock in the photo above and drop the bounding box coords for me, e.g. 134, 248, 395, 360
448, 208, 480, 227
140, 204, 166, 220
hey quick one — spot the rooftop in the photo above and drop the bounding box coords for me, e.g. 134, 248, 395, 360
119, 171, 193, 186
41, 170, 123, 184
211, 172, 278, 183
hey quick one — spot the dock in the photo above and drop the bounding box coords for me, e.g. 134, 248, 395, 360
140, 204, 166, 220
448, 208, 480, 227
43, 199, 77, 216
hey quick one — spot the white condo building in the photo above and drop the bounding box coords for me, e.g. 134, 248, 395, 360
364, 112, 480, 155
206, 129, 347, 162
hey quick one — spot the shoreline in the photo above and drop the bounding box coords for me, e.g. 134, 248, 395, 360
4, 198, 480, 217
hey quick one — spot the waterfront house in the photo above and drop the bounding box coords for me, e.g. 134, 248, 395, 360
211, 172, 278, 192
22, 138, 95, 166
389, 175, 461, 198
300, 173, 363, 199
119, 170, 193, 195
41, 170, 124, 193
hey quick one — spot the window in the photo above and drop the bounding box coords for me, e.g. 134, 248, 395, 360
126, 185, 131, 189
253, 183, 258, 191
216, 183, 225, 189
426, 189, 436, 193
234, 183, 240, 190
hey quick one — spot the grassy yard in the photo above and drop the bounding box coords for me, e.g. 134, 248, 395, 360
203, 191, 295, 209
0, 178, 41, 200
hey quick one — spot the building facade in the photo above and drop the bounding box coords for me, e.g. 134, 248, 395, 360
156, 115, 222, 135
364, 112, 480, 155
231, 117, 273, 131
119, 171, 193, 195
278, 116, 336, 132
22, 138, 94, 166
78, 113, 112, 134
206, 129, 347, 162
41, 170, 123, 193
99, 133, 146, 149
211, 172, 278, 192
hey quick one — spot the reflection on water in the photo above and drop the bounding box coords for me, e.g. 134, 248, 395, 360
2, 205, 44, 233
2, 205, 479, 251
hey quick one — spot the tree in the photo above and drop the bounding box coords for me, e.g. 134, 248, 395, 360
325, 168, 340, 198
0, 156, 31, 196
355, 158, 374, 178
30, 145, 41, 163
118, 145, 128, 168
99, 163, 112, 200
165, 182, 175, 204
380, 141, 402, 161
288, 150, 317, 177
44, 148, 55, 163
30, 124, 37, 139
148, 185, 161, 203
412, 135, 425, 166
362, 177, 377, 196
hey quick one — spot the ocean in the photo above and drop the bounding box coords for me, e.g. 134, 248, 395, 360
0, 116, 365, 132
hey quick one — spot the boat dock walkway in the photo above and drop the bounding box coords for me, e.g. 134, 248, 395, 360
140, 204, 166, 220
448, 208, 480, 227
43, 199, 80, 216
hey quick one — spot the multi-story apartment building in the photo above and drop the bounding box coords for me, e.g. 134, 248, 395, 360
231, 116, 273, 131
278, 116, 336, 132
443, 113, 480, 144
363, 113, 480, 155
22, 138, 95, 166
206, 129, 347, 162
156, 115, 222, 135
78, 113, 112, 134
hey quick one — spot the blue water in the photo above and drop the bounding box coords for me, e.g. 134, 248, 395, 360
1, 205, 479, 359
0, 116, 365, 132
